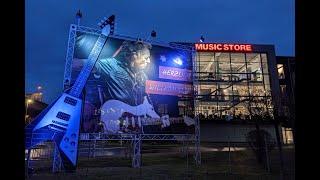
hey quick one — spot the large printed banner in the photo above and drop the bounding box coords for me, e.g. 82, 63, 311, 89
145, 80, 192, 96
159, 66, 192, 82
71, 31, 194, 134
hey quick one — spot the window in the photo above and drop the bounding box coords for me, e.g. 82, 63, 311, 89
283, 106, 290, 117
280, 85, 287, 96
277, 64, 285, 79
195, 51, 273, 118
282, 127, 294, 144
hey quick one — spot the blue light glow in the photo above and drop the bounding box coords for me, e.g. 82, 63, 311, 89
173, 57, 183, 66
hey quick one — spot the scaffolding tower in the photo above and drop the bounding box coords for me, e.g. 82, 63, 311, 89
59, 14, 202, 170
192, 49, 201, 166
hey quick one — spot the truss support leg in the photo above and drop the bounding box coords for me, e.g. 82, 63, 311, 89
181, 138, 186, 157
92, 140, 96, 158
194, 116, 201, 166
26, 148, 32, 178
132, 134, 141, 168
181, 136, 189, 158
52, 142, 63, 173
63, 24, 77, 90
26, 148, 31, 168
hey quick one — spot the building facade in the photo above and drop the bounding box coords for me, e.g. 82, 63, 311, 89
26, 92, 43, 102
62, 28, 295, 143
276, 56, 295, 144
186, 43, 295, 144
193, 43, 280, 121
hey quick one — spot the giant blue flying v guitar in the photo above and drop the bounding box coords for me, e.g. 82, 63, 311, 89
25, 15, 114, 169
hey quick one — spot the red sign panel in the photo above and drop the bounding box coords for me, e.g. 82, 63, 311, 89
159, 66, 192, 82
145, 80, 192, 96
195, 43, 252, 52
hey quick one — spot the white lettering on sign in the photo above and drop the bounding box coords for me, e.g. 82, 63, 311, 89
159, 66, 192, 82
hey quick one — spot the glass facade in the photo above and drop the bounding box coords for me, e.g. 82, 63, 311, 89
194, 52, 273, 120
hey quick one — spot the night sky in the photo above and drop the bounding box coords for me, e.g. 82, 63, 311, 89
26, 0, 294, 104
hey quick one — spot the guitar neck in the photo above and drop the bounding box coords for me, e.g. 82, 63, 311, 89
69, 34, 108, 98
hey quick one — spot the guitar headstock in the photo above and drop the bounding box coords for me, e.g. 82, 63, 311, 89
98, 15, 115, 36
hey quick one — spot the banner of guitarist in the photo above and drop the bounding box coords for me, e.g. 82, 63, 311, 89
71, 32, 194, 134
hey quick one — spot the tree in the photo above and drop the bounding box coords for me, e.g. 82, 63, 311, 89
245, 93, 274, 164
244, 91, 284, 178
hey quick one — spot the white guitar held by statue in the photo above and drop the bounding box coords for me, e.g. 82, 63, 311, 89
100, 96, 194, 133
100, 96, 161, 133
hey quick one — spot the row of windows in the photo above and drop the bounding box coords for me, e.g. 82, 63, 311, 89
197, 83, 271, 97
194, 52, 272, 117
195, 53, 269, 74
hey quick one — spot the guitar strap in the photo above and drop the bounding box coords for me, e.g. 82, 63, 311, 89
112, 44, 123, 58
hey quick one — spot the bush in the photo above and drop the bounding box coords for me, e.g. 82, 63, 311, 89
246, 129, 276, 163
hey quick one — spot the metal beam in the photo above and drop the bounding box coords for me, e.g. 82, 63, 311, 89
63, 24, 77, 90
192, 49, 201, 166
52, 142, 63, 173
132, 134, 141, 168
79, 133, 194, 141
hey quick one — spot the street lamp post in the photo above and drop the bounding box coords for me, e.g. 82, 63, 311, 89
25, 99, 33, 124
37, 86, 43, 102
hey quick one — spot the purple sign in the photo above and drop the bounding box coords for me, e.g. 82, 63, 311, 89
145, 80, 192, 96
159, 66, 192, 82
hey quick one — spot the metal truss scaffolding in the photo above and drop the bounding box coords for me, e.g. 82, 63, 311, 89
52, 141, 63, 173
192, 49, 201, 166
80, 133, 194, 141
194, 115, 201, 166
132, 134, 142, 168
60, 23, 201, 170
63, 24, 77, 90
79, 133, 195, 168
181, 135, 189, 158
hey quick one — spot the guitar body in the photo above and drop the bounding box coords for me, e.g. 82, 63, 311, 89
25, 93, 82, 167
99, 96, 195, 134
100, 97, 161, 133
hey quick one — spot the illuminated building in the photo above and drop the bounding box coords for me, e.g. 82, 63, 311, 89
25, 96, 48, 123
276, 56, 295, 144
26, 91, 43, 102
173, 42, 295, 143
25, 86, 46, 123
193, 43, 279, 119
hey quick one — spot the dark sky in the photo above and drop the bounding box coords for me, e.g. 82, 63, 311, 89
26, 0, 294, 104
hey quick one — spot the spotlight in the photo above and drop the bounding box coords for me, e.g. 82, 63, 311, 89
173, 57, 183, 66
151, 30, 157, 38
200, 35, 204, 42
76, 10, 82, 18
